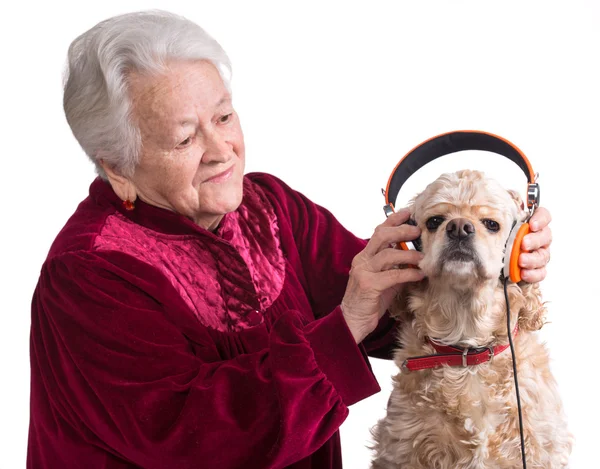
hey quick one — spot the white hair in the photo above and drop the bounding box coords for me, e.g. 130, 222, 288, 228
63, 10, 232, 179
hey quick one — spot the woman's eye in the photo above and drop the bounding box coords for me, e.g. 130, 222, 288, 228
219, 113, 232, 124
425, 216, 445, 231
482, 219, 500, 232
177, 137, 192, 148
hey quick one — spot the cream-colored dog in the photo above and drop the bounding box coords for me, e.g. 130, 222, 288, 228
370, 170, 572, 469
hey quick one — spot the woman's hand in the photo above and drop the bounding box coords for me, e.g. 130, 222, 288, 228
519, 207, 552, 283
341, 209, 425, 344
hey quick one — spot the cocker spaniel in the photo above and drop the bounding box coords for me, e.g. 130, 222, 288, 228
370, 170, 572, 469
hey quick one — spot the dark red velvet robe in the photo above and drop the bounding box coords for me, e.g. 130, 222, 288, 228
28, 173, 397, 468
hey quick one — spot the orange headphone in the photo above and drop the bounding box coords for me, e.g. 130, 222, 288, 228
382, 130, 540, 283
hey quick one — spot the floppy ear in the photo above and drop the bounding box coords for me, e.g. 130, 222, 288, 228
516, 283, 547, 332
507, 189, 524, 209
406, 191, 423, 222
388, 282, 420, 324
507, 189, 528, 221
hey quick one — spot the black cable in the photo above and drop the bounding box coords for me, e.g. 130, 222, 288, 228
503, 276, 527, 468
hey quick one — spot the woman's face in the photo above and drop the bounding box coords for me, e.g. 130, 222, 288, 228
126, 60, 245, 230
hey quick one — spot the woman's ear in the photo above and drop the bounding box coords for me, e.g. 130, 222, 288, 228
99, 160, 138, 203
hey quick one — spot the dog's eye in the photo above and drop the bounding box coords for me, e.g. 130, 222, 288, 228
425, 216, 445, 231
481, 219, 500, 232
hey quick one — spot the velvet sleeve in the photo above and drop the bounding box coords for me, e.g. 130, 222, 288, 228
248, 173, 400, 358
31, 250, 380, 469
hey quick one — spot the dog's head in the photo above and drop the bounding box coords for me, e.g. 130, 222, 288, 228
392, 170, 545, 345
411, 169, 526, 287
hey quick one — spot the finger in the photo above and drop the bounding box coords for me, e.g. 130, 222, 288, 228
521, 226, 552, 252
376, 266, 426, 292
370, 248, 424, 272
364, 224, 421, 257
519, 247, 550, 270
529, 207, 552, 232
520, 266, 547, 284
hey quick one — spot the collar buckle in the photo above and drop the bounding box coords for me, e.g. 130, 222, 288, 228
487, 346, 495, 362
462, 348, 469, 367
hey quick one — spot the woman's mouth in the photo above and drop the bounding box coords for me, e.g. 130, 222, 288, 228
206, 166, 234, 183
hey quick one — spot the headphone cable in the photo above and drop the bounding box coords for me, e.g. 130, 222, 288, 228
503, 276, 527, 468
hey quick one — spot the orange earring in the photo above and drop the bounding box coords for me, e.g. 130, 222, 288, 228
122, 199, 135, 211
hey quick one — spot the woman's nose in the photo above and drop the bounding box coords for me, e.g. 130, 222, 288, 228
203, 131, 232, 163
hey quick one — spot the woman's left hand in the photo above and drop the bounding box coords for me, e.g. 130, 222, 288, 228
519, 207, 552, 283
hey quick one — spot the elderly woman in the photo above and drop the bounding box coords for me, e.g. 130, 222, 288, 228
27, 10, 553, 469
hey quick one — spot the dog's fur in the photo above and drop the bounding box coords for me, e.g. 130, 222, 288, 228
370, 170, 572, 469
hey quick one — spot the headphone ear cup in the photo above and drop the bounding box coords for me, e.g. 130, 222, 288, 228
399, 218, 422, 252
503, 221, 531, 282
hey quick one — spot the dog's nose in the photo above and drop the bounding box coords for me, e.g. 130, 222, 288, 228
446, 218, 475, 241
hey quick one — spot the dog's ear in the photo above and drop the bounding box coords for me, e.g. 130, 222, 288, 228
507, 189, 528, 220
516, 283, 547, 332
388, 283, 417, 324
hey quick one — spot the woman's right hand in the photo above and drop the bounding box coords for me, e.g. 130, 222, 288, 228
340, 209, 425, 344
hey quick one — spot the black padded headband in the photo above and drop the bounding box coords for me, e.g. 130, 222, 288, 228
384, 130, 539, 211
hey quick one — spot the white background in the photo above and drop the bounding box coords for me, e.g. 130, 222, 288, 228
1, 1, 599, 468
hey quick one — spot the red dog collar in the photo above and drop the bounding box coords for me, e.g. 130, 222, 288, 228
402, 326, 518, 372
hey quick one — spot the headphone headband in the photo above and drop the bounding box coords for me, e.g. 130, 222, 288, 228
383, 130, 540, 213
